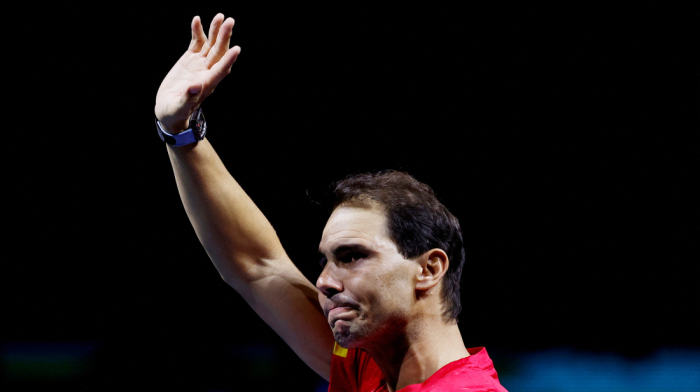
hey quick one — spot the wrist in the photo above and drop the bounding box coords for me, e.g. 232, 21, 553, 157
156, 107, 207, 147
159, 118, 189, 135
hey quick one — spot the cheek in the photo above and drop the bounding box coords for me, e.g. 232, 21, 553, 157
371, 267, 415, 312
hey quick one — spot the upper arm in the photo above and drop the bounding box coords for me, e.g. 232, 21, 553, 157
229, 256, 335, 381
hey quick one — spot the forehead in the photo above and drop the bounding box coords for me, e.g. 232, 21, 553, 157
319, 205, 390, 253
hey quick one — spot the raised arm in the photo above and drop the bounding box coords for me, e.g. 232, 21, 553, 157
154, 14, 334, 379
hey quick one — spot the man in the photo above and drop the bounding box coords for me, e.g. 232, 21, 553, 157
154, 13, 508, 392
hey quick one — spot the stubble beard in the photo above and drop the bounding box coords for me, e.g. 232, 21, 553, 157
332, 318, 370, 349
332, 312, 408, 352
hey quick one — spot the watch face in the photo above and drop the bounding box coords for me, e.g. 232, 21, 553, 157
190, 108, 207, 140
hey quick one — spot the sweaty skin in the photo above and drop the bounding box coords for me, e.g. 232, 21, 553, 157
317, 206, 470, 391
318, 206, 417, 348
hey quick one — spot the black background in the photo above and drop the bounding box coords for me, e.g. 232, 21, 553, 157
2, 2, 697, 391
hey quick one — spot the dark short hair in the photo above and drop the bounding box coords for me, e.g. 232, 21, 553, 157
331, 170, 465, 322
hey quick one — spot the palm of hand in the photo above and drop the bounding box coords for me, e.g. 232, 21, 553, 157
155, 14, 241, 134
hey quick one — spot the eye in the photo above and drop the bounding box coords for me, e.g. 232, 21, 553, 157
339, 251, 366, 263
319, 256, 328, 268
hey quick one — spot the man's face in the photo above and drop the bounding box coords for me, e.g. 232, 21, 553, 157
316, 205, 419, 349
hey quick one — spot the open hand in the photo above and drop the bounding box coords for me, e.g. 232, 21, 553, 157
155, 14, 241, 134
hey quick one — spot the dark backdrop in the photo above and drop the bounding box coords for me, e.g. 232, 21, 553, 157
2, 2, 696, 391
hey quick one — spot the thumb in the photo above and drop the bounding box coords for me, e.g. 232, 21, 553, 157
186, 83, 203, 103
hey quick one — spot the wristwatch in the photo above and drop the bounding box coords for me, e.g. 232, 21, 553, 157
156, 107, 207, 146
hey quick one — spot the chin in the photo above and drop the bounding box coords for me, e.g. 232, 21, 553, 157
334, 333, 362, 349
337, 314, 409, 351
333, 322, 378, 349
333, 321, 370, 349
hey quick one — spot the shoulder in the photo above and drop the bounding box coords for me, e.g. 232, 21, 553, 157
416, 347, 509, 392
427, 365, 507, 392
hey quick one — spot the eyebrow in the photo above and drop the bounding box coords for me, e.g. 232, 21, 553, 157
317, 243, 374, 265
331, 244, 372, 256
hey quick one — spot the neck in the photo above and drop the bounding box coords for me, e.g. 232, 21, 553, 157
364, 317, 469, 392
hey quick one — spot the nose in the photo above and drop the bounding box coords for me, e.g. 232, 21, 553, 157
316, 262, 343, 297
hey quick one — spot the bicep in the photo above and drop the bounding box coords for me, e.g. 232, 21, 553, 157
237, 260, 335, 381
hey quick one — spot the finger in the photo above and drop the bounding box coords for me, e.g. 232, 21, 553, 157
186, 82, 204, 104
206, 18, 235, 68
174, 83, 204, 117
208, 45, 241, 87
159, 82, 205, 132
188, 84, 203, 96
188, 16, 208, 53
207, 13, 225, 49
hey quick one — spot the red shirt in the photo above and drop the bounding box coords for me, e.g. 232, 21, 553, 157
329, 344, 508, 392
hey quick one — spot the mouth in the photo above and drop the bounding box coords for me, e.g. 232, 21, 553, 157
329, 306, 354, 318
323, 298, 359, 327
321, 293, 361, 326
328, 306, 356, 327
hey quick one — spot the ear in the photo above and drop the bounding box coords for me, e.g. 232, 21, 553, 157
415, 248, 449, 292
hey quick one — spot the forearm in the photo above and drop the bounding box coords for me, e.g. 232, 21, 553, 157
155, 15, 334, 378
167, 138, 286, 289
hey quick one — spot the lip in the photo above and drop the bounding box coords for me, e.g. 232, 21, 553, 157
328, 306, 354, 318
323, 295, 360, 323
328, 306, 356, 327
